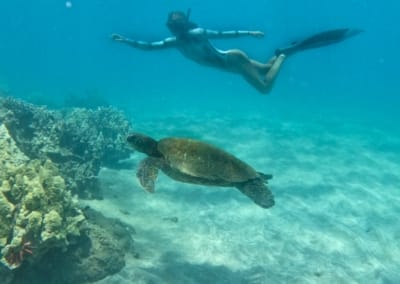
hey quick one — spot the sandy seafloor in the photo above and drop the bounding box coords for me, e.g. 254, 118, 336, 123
84, 106, 400, 284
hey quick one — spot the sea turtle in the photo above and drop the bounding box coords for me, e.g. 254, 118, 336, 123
127, 133, 274, 208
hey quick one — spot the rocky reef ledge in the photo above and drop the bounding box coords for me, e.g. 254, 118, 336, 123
0, 97, 133, 198
0, 123, 85, 269
0, 98, 137, 283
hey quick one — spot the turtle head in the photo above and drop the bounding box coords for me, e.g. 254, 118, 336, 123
127, 133, 162, 157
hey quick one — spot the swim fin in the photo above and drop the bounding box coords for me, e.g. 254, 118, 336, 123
275, 28, 363, 56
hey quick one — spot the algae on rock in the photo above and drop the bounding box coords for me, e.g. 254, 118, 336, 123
0, 124, 85, 269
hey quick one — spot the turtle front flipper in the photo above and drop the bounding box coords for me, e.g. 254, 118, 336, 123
136, 157, 163, 193
236, 179, 275, 208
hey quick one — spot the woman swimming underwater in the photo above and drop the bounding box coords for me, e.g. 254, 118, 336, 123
112, 9, 362, 94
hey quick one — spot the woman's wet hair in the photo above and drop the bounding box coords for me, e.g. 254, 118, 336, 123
166, 10, 197, 34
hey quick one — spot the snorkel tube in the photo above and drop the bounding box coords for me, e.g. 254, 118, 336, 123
185, 8, 198, 30
186, 8, 191, 21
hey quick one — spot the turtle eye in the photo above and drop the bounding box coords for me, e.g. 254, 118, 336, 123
127, 133, 159, 156
127, 133, 144, 148
127, 134, 136, 143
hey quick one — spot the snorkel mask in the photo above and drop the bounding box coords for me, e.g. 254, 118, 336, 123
166, 9, 197, 35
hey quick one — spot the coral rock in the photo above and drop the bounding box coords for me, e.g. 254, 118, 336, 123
0, 97, 133, 198
0, 124, 86, 270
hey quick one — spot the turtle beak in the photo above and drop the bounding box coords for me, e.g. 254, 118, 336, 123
126, 133, 159, 156
127, 133, 146, 150
126, 133, 143, 150
126, 133, 137, 144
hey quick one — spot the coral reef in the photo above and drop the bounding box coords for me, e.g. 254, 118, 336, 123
0, 124, 136, 283
12, 207, 135, 284
0, 124, 86, 270
0, 97, 133, 198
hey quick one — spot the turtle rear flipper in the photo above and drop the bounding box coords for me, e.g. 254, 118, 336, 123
136, 157, 163, 193
257, 172, 273, 182
236, 179, 275, 208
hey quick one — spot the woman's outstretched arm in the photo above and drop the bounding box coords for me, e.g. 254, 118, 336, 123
111, 33, 177, 50
188, 28, 264, 39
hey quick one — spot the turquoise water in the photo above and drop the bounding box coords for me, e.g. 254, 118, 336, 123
1, 0, 400, 283
1, 1, 399, 116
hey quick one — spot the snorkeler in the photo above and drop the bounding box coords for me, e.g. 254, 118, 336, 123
112, 9, 362, 94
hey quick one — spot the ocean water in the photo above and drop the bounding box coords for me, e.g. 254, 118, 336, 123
1, 0, 400, 283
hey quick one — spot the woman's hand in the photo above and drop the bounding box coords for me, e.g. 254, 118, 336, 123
111, 33, 125, 41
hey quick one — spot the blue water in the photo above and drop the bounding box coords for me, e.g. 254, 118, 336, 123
1, 0, 400, 283
1, 0, 399, 117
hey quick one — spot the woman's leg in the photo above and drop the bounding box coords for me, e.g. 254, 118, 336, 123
264, 54, 286, 87
226, 50, 286, 94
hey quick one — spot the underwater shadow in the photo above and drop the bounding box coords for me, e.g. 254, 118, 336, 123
278, 183, 338, 199
141, 251, 267, 284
